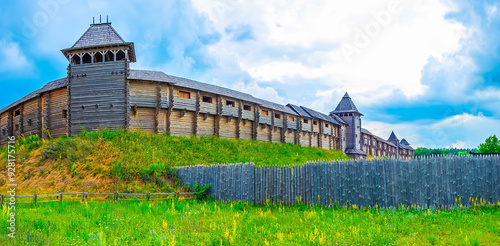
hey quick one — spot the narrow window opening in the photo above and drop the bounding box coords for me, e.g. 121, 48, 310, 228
313, 121, 318, 125
303, 119, 309, 124
14, 110, 21, 116
226, 100, 235, 107
105, 51, 114, 62
94, 52, 104, 63
261, 109, 269, 116
178, 91, 191, 99
82, 53, 92, 64
2, 129, 6, 136
325, 123, 329, 128
202, 96, 213, 103
27, 119, 32, 127
62, 109, 68, 119
116, 51, 126, 61
243, 105, 252, 111
288, 116, 295, 122
71, 55, 81, 65
274, 113, 281, 119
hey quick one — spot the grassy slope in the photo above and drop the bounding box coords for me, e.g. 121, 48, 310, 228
3, 200, 500, 245
0, 130, 349, 194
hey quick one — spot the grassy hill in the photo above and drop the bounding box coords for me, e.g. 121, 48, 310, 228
0, 130, 349, 195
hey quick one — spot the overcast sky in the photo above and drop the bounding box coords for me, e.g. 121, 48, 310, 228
1, 0, 499, 148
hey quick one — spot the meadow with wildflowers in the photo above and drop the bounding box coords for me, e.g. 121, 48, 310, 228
2, 199, 499, 245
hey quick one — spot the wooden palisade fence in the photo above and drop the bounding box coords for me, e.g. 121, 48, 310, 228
0, 192, 194, 206
177, 156, 500, 208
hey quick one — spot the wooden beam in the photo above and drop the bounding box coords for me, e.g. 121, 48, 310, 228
37, 96, 43, 138
253, 104, 259, 140
269, 110, 274, 142
236, 100, 242, 139
296, 117, 301, 145
166, 84, 174, 134
67, 65, 72, 136
154, 82, 161, 133
19, 103, 24, 135
124, 79, 130, 130
194, 91, 200, 136
281, 113, 287, 143
44, 93, 50, 139
215, 95, 222, 137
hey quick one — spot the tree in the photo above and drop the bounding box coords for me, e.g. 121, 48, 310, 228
477, 135, 500, 153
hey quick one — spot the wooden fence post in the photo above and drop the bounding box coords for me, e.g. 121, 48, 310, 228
147, 192, 150, 201
59, 194, 63, 202
34, 194, 37, 204
82, 192, 86, 202
0, 195, 3, 207
114, 192, 118, 202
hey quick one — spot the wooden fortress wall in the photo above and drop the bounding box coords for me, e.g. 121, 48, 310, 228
0, 87, 68, 146
127, 79, 341, 149
0, 77, 341, 150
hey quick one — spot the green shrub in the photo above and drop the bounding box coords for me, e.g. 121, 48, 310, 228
193, 184, 211, 201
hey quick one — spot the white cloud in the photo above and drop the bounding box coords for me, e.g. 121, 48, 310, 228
0, 39, 34, 74
363, 113, 500, 148
192, 0, 466, 102
232, 81, 286, 104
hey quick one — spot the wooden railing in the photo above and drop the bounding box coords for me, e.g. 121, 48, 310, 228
0, 192, 194, 206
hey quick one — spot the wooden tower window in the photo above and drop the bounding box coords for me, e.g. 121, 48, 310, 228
105, 51, 114, 62
82, 53, 92, 64
313, 121, 318, 125
261, 109, 269, 116
288, 116, 295, 122
325, 123, 329, 128
202, 96, 213, 103
116, 51, 126, 61
14, 110, 21, 116
274, 113, 281, 119
243, 105, 252, 111
94, 52, 104, 62
178, 91, 191, 99
303, 119, 309, 124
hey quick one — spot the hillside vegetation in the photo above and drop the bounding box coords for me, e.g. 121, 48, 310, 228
0, 130, 349, 194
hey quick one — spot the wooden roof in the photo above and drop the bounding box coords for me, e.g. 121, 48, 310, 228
331, 92, 363, 115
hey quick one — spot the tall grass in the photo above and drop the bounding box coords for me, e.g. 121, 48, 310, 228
2, 200, 499, 245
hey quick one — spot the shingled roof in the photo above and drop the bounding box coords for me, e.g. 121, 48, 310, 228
300, 106, 340, 125
400, 138, 410, 145
72, 23, 126, 48
388, 131, 399, 141
61, 22, 136, 62
128, 70, 298, 115
331, 92, 362, 115
287, 104, 311, 118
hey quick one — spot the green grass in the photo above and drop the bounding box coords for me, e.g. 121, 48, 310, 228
0, 130, 349, 194
2, 200, 499, 245
40, 129, 349, 175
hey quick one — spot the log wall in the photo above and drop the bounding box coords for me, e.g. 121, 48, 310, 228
170, 110, 195, 136
178, 157, 500, 208
69, 61, 127, 136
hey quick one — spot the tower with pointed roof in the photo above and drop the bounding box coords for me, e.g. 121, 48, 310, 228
61, 20, 136, 136
330, 92, 366, 159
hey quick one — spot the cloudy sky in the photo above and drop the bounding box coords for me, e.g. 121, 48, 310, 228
1, 0, 499, 148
